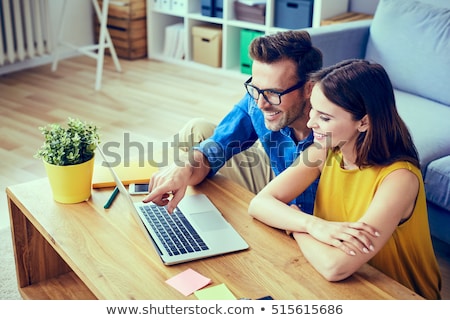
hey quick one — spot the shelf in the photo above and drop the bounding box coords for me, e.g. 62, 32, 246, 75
147, 0, 370, 74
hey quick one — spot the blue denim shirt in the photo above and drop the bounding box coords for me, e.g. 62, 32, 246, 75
195, 94, 318, 214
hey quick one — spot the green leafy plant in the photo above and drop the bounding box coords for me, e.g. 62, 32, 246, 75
35, 117, 100, 166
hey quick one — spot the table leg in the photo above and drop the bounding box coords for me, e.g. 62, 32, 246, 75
8, 197, 72, 290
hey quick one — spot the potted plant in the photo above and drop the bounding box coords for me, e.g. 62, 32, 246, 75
35, 117, 100, 203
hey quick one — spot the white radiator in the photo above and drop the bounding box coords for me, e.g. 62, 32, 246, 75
0, 0, 52, 66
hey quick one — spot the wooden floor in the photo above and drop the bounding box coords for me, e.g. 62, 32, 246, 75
0, 55, 448, 299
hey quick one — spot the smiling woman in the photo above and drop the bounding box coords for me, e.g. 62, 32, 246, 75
248, 59, 442, 300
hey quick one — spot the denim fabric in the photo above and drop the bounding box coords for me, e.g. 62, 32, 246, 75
195, 94, 318, 214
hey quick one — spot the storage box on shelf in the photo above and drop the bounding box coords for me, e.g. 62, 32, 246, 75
234, 1, 266, 25
240, 29, 263, 74
94, 0, 147, 60
201, 0, 224, 17
274, 0, 314, 29
216, 0, 224, 17
192, 24, 223, 67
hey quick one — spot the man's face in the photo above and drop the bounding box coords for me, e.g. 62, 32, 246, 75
250, 59, 310, 132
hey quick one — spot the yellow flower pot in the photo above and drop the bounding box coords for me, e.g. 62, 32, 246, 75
44, 157, 95, 204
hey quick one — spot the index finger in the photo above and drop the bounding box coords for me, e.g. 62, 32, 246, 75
349, 221, 380, 237
143, 184, 172, 203
165, 188, 187, 213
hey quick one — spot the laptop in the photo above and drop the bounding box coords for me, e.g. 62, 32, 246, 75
96, 146, 249, 265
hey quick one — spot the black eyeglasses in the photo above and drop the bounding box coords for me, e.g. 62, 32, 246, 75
244, 77, 305, 106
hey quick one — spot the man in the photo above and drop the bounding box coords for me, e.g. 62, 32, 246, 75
144, 30, 323, 214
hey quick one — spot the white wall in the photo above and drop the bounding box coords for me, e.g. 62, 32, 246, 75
0, 0, 94, 76
49, 0, 94, 47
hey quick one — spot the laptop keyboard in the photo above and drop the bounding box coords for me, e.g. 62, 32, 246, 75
139, 203, 209, 256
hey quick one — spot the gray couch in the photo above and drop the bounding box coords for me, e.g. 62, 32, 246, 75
305, 0, 450, 245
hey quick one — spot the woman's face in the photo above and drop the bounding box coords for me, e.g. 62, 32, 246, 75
307, 84, 367, 153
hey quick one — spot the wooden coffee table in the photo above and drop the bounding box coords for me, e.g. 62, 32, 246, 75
6, 175, 422, 299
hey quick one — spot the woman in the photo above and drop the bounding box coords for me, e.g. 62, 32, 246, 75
248, 59, 442, 299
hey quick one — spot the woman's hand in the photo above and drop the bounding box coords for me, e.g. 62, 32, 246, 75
289, 205, 380, 256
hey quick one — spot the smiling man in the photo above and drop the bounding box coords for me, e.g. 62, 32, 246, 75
144, 30, 323, 215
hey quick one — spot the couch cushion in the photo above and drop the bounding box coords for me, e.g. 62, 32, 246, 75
366, 0, 450, 106
394, 90, 450, 171
424, 156, 450, 211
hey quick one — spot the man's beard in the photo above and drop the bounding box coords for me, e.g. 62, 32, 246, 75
264, 101, 307, 132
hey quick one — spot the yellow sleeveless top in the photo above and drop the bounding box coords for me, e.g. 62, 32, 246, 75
314, 150, 442, 299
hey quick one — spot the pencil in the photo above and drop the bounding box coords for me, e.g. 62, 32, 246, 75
104, 186, 119, 209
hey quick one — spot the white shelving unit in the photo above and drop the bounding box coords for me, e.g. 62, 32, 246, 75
147, 0, 350, 74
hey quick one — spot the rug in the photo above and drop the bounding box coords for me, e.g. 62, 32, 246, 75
0, 227, 22, 299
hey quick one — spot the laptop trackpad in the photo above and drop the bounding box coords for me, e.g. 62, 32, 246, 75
190, 212, 229, 232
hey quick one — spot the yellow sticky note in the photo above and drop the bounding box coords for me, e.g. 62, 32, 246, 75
194, 283, 237, 300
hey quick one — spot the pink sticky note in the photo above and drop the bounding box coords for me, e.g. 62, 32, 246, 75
166, 268, 212, 296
